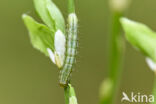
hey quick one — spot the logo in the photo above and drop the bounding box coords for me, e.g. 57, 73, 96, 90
121, 92, 154, 103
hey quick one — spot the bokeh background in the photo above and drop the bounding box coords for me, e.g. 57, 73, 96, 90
0, 0, 156, 104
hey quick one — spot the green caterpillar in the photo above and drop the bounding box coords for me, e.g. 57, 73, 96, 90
59, 13, 78, 86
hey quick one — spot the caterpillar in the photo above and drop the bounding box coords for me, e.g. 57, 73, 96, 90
59, 13, 78, 87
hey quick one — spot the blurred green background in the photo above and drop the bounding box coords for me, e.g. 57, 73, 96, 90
0, 0, 156, 104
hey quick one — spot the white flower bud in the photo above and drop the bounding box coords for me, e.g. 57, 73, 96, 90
109, 0, 131, 12
54, 30, 66, 68
47, 30, 66, 68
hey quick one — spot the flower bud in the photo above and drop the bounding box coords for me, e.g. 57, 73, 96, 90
99, 79, 113, 102
146, 57, 156, 73
47, 30, 66, 68
109, 0, 131, 12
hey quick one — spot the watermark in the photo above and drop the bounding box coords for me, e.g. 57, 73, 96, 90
121, 92, 154, 103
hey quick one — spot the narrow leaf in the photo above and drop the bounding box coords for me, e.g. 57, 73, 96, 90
120, 18, 156, 62
46, 0, 65, 33
34, 0, 65, 33
22, 14, 54, 56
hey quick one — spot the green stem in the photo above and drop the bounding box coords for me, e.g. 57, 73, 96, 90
68, 0, 75, 13
64, 1, 77, 104
151, 74, 156, 104
109, 11, 124, 104
100, 11, 124, 104
64, 87, 69, 104
64, 84, 78, 104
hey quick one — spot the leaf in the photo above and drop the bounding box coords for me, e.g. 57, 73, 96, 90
46, 0, 65, 33
120, 18, 156, 62
22, 14, 54, 56
34, 0, 65, 33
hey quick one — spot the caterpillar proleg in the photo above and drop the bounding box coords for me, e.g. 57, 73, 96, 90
59, 13, 78, 86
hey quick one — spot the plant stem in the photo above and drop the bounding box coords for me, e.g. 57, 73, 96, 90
151, 74, 156, 104
64, 87, 69, 104
100, 11, 124, 104
63, 1, 78, 104
64, 84, 78, 104
109, 11, 124, 104
68, 0, 75, 13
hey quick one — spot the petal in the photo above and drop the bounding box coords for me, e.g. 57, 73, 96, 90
47, 48, 56, 64
54, 30, 66, 67
55, 30, 66, 53
146, 57, 156, 72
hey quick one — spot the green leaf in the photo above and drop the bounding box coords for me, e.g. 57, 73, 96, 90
34, 0, 65, 33
120, 17, 156, 62
46, 0, 65, 33
22, 14, 54, 56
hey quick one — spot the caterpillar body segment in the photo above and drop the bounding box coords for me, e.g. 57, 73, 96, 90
59, 13, 78, 86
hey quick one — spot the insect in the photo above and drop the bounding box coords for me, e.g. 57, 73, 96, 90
59, 13, 78, 87
23, 0, 78, 87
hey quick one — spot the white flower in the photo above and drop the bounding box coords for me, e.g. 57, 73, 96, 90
54, 30, 66, 68
47, 30, 66, 68
146, 57, 156, 72
47, 48, 56, 64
